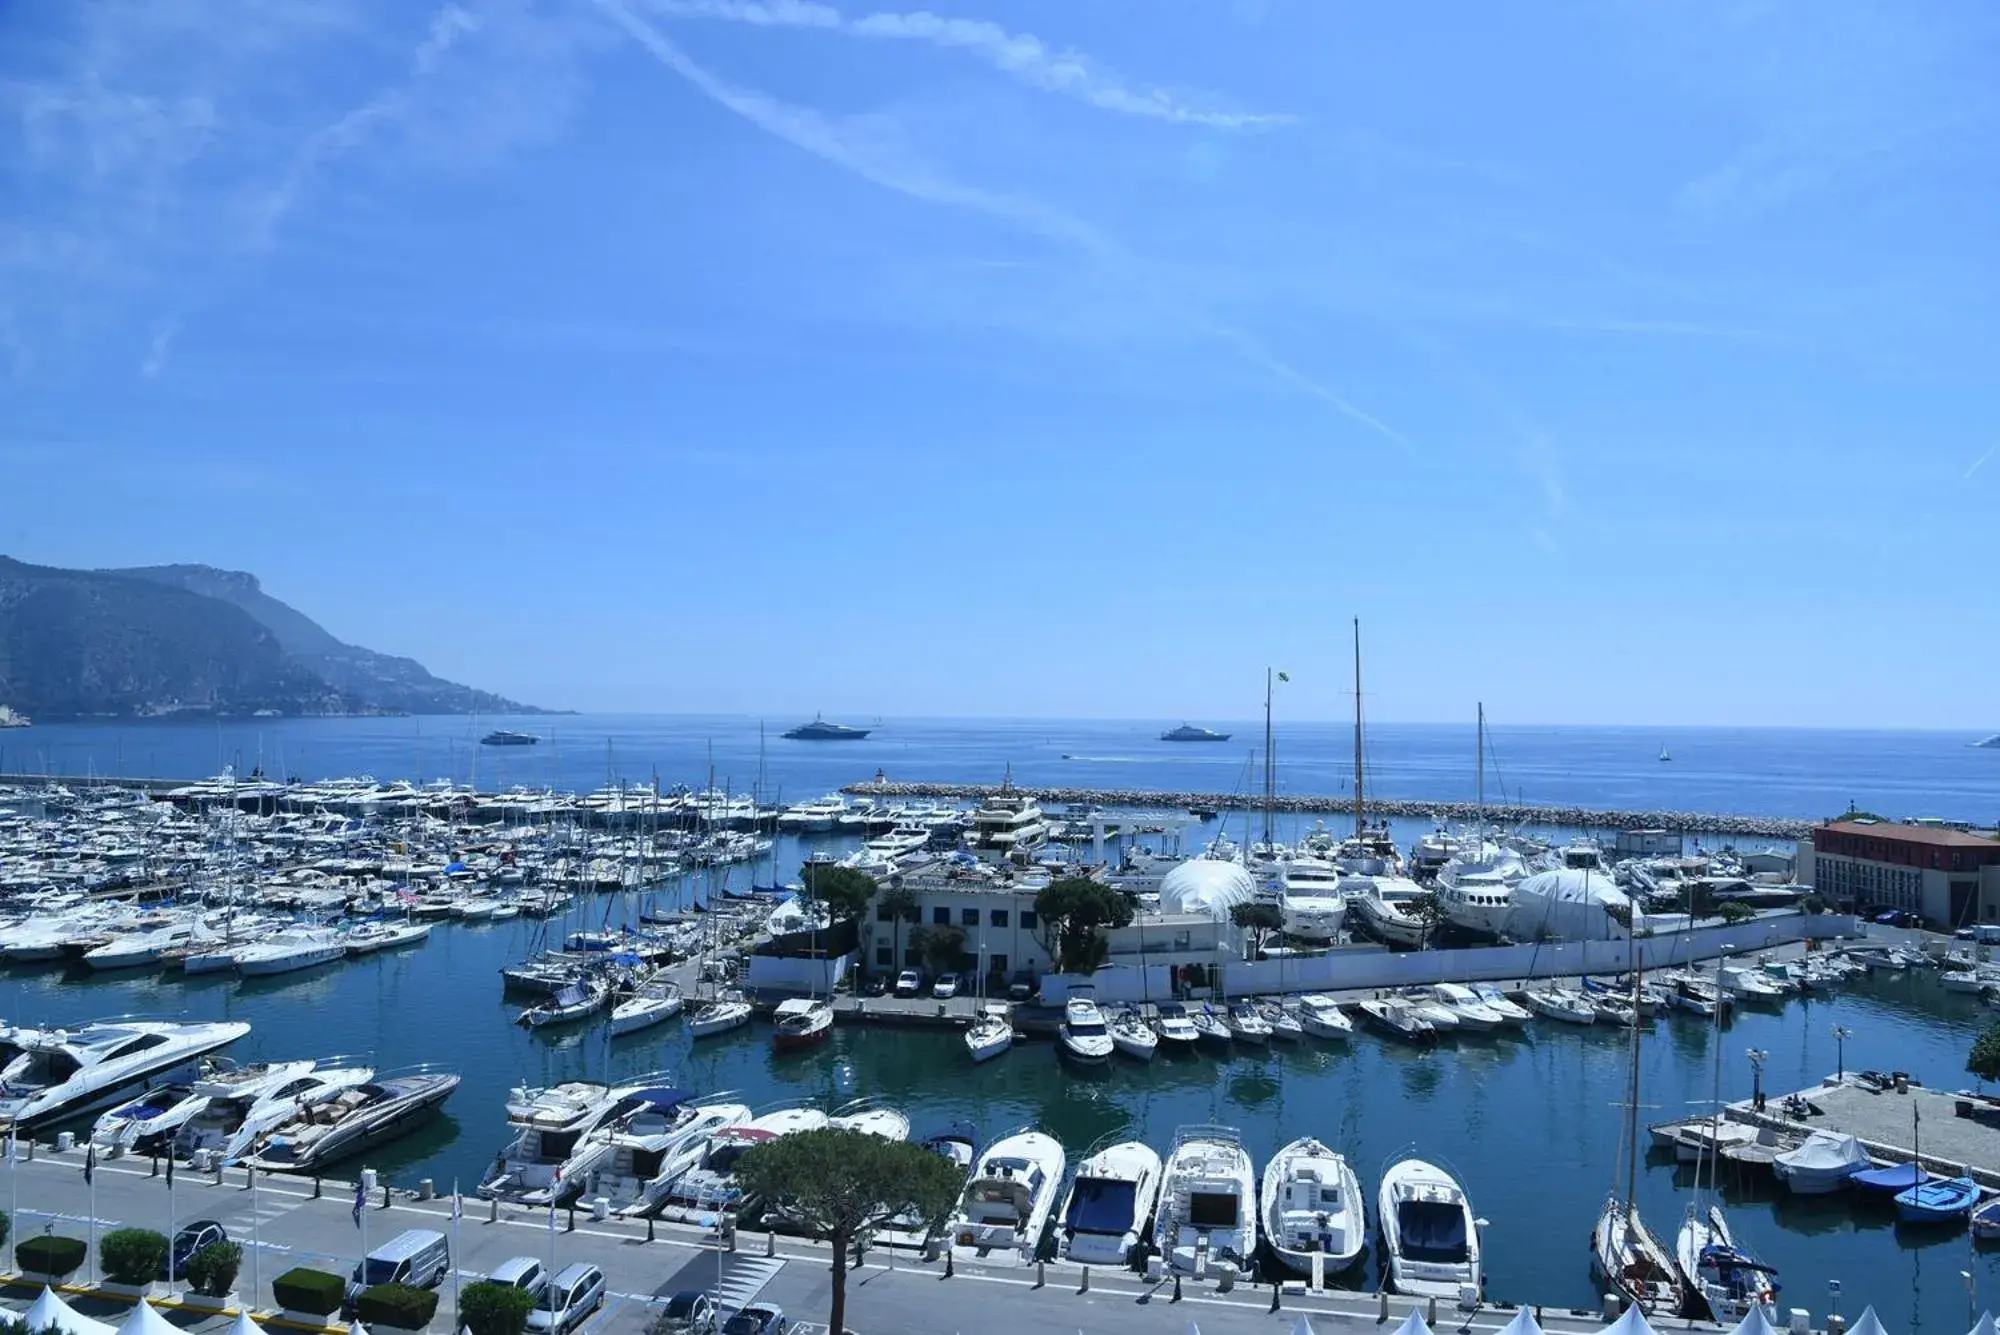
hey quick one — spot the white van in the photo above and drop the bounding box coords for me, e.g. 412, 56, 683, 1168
346, 1229, 451, 1308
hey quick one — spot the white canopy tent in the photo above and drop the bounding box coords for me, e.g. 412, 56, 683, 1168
1391, 1307, 1436, 1335
112, 1302, 177, 1335
225, 1313, 271, 1335
1850, 1308, 1892, 1335
1497, 1308, 1548, 1335
12, 1288, 117, 1335
1598, 1304, 1660, 1335
1727, 1304, 1782, 1335
1969, 1314, 1998, 1335
1291, 1317, 1319, 1335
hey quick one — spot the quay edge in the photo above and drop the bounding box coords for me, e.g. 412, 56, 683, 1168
843, 779, 1817, 840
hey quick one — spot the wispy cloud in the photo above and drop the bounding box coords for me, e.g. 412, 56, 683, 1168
599, 0, 1401, 449
249, 3, 485, 246
1533, 316, 1786, 347
1966, 444, 1998, 481
636, 0, 1291, 129
139, 319, 178, 379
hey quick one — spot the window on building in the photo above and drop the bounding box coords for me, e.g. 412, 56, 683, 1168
990, 910, 1009, 928
875, 946, 891, 966
961, 908, 979, 927
990, 953, 1008, 975
876, 904, 895, 922
1021, 910, 1038, 930
932, 907, 950, 925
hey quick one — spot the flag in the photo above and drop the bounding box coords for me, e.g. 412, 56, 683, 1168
353, 1178, 366, 1227
1277, 671, 1290, 682
4, 1131, 14, 1164
83, 1144, 94, 1185
451, 1190, 462, 1222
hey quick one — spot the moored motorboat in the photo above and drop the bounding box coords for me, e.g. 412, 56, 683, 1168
1296, 994, 1354, 1039
1522, 988, 1597, 1025
1108, 1008, 1158, 1061
1773, 1131, 1870, 1194
965, 1002, 1014, 1063
234, 926, 346, 977
1357, 998, 1436, 1043
1262, 1136, 1364, 1276
658, 1104, 830, 1221
239, 1068, 459, 1174
1191, 1005, 1234, 1050
1153, 1124, 1257, 1278
1379, 1156, 1481, 1299
1226, 1004, 1273, 1044
343, 921, 432, 955
1150, 1003, 1202, 1051
687, 990, 753, 1039
0, 1019, 251, 1129
1059, 992, 1114, 1064
518, 976, 612, 1028
771, 998, 834, 1051
1896, 1173, 1980, 1224
1057, 1138, 1162, 1265
610, 980, 684, 1036
947, 1127, 1067, 1263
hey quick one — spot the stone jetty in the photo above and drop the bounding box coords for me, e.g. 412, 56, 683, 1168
843, 778, 1815, 839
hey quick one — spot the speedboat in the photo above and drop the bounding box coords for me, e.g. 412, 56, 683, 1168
1348, 875, 1432, 948
828, 1097, 908, 1141
240, 1068, 459, 1173
687, 991, 753, 1038
1150, 1003, 1202, 1051
90, 1078, 204, 1156
965, 1003, 1014, 1063
1108, 1009, 1158, 1061
659, 1105, 829, 1221
84, 922, 214, 971
477, 1081, 620, 1205
1262, 1136, 1364, 1276
1469, 984, 1533, 1024
772, 998, 834, 1052
1716, 967, 1787, 1006
518, 976, 611, 1028
1397, 992, 1463, 1033
343, 921, 432, 955
947, 1128, 1067, 1263
880, 1125, 979, 1247
1357, 998, 1435, 1043
1896, 1174, 1980, 1224
1379, 1157, 1481, 1299
1522, 988, 1597, 1025
1227, 1005, 1273, 1044
1425, 984, 1509, 1030
1057, 1139, 1162, 1266
1153, 1124, 1257, 1278
234, 926, 346, 977
1773, 1131, 1871, 1194
610, 980, 684, 1036
1059, 993, 1114, 1064
1678, 1204, 1778, 1323
0, 1019, 251, 1128
1191, 1005, 1234, 1050
190, 1062, 375, 1162
1264, 1002, 1304, 1042
1296, 995, 1354, 1039
585, 1090, 752, 1217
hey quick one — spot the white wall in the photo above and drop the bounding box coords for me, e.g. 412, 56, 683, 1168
1038, 914, 1857, 1003
747, 951, 855, 994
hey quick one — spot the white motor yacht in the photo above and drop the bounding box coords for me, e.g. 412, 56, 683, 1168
1357, 998, 1436, 1043
1058, 1139, 1162, 1266
84, 921, 215, 971
879, 1126, 979, 1247
660, 1105, 831, 1221
477, 1081, 620, 1204
1227, 1004, 1273, 1044
967, 787, 1050, 862
239, 1068, 460, 1174
584, 1090, 752, 1217
0, 1019, 251, 1128
1296, 994, 1354, 1039
1153, 1124, 1258, 1278
611, 980, 684, 1037
1276, 857, 1348, 943
1425, 984, 1510, 1030
190, 1062, 375, 1161
1379, 1157, 1482, 1299
1469, 984, 1533, 1024
234, 926, 346, 977
343, 921, 432, 955
948, 1127, 1067, 1263
965, 1002, 1014, 1063
1059, 991, 1114, 1064
1522, 988, 1597, 1025
95, 1060, 305, 1157
1435, 843, 1526, 940
828, 1096, 910, 1141
1262, 1136, 1365, 1276
1150, 1003, 1202, 1052
1108, 1008, 1158, 1061
1348, 875, 1433, 948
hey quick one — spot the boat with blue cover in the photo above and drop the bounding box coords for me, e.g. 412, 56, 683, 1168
1896, 1174, 1980, 1224
1853, 1162, 1936, 1195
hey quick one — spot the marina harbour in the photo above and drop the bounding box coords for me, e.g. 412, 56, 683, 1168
3, 715, 2000, 1335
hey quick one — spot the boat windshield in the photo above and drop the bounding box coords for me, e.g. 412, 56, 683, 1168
1068, 1020, 1107, 1037
1397, 1200, 1469, 1262
1065, 1177, 1138, 1234
1188, 1190, 1239, 1228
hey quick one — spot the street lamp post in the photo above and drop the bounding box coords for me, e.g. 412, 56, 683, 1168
1833, 1025, 1854, 1083
1747, 1047, 1770, 1113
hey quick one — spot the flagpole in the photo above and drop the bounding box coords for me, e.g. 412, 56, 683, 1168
166, 1152, 176, 1285
451, 1180, 463, 1331
7, 1131, 17, 1248
251, 1164, 262, 1303
87, 1146, 98, 1285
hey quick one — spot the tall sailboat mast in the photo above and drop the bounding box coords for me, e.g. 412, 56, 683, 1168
1476, 702, 1485, 844
1262, 668, 1276, 849
1352, 618, 1365, 839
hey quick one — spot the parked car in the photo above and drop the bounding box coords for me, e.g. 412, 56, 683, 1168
487, 1257, 549, 1302
527, 1263, 606, 1335
863, 973, 889, 997
932, 972, 959, 999
721, 1304, 788, 1335
162, 1220, 228, 1281
894, 969, 924, 997
1007, 969, 1037, 1002
657, 1291, 718, 1335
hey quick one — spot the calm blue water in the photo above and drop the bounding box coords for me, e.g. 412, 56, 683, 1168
7, 714, 2000, 822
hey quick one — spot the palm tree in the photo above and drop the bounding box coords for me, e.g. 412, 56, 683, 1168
878, 883, 921, 975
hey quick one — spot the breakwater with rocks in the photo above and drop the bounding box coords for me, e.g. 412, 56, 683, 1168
844, 779, 1817, 838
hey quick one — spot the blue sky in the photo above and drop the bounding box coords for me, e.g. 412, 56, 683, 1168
3, 0, 1996, 727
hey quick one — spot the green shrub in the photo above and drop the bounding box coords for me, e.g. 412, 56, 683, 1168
1802, 894, 1827, 915
272, 1267, 347, 1316
100, 1228, 169, 1285
1717, 902, 1758, 924
16, 1235, 87, 1279
0, 1210, 9, 1253
357, 1283, 441, 1330
459, 1281, 536, 1335
184, 1241, 243, 1297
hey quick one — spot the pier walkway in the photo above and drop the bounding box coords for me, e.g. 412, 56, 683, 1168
0, 1148, 1745, 1335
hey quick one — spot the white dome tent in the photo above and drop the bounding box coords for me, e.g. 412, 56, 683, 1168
1504, 869, 1637, 942
1159, 860, 1254, 921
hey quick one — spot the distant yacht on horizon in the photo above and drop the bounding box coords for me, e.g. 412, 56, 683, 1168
0, 705, 29, 729
1977, 734, 2000, 749
480, 729, 538, 747
783, 715, 872, 741
1160, 723, 1231, 743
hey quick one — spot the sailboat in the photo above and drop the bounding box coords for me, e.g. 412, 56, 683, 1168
1678, 972, 1778, 1322
1659, 745, 1672, 763
1591, 963, 1689, 1316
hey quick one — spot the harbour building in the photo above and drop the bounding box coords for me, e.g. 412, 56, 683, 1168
1804, 819, 2000, 925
